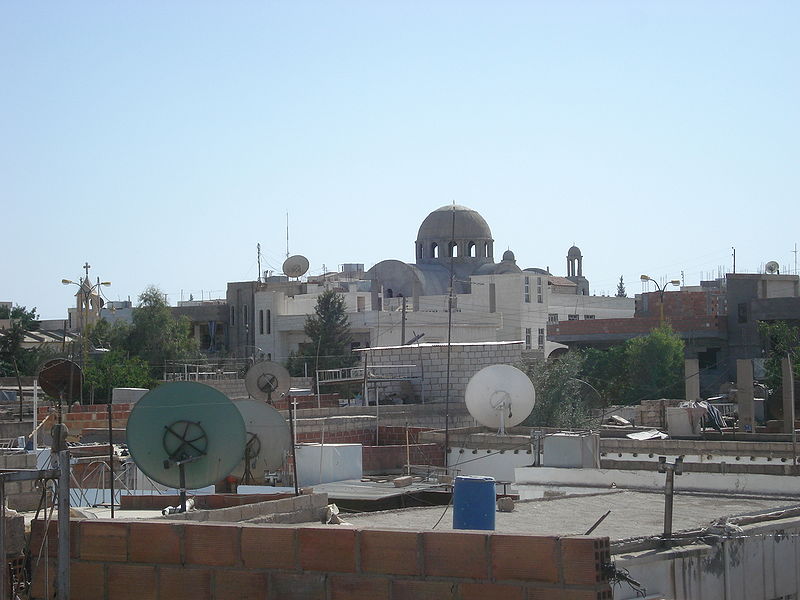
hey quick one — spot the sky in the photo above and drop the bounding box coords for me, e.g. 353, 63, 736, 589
2, 1, 798, 319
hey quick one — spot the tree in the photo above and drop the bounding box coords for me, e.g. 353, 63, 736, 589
126, 286, 198, 375
624, 324, 685, 402
287, 291, 357, 377
616, 276, 627, 298
83, 350, 154, 401
758, 321, 800, 391
520, 351, 591, 428
0, 304, 39, 331
87, 318, 131, 351
582, 345, 629, 405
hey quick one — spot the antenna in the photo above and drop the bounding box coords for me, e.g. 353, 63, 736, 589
245, 361, 291, 403
286, 212, 289, 259
257, 243, 262, 283
765, 261, 780, 275
465, 365, 536, 434
282, 255, 310, 279
232, 399, 291, 484
126, 382, 246, 512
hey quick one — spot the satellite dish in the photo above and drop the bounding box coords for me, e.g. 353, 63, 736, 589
465, 365, 535, 434
282, 254, 310, 278
126, 382, 246, 491
245, 361, 291, 403
765, 261, 780, 274
232, 399, 291, 483
38, 359, 82, 402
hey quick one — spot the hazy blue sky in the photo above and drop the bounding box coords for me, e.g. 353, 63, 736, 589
2, 2, 798, 319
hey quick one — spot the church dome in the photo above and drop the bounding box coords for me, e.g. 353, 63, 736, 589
502, 250, 515, 262
416, 205, 492, 242
567, 245, 582, 258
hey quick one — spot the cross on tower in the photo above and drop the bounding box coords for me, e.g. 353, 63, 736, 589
83, 262, 91, 279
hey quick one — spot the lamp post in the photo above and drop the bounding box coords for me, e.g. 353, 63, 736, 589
62, 266, 111, 393
640, 275, 680, 325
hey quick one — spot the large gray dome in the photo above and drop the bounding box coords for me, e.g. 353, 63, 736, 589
416, 205, 492, 242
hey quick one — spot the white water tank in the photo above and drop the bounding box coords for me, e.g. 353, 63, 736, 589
542, 432, 600, 468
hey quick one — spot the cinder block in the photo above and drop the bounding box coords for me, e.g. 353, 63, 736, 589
80, 520, 128, 562
298, 527, 357, 572
560, 536, 610, 586
330, 575, 390, 600
460, 582, 525, 600
241, 526, 296, 569
423, 531, 488, 579
214, 569, 268, 600
184, 523, 241, 567
526, 589, 610, 600
269, 572, 325, 600
159, 566, 212, 600
107, 564, 156, 600
491, 534, 559, 583
129, 521, 182, 564
360, 530, 420, 576
392, 579, 457, 600
70, 561, 105, 600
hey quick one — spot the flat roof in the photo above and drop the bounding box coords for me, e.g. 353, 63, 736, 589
322, 489, 799, 542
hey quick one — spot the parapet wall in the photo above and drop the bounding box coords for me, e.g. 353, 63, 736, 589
30, 519, 612, 599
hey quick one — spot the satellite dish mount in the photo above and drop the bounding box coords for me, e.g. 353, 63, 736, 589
162, 420, 209, 512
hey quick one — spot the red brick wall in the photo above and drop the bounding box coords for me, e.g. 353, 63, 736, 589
273, 394, 340, 410
362, 444, 445, 474
30, 519, 612, 600
38, 404, 133, 437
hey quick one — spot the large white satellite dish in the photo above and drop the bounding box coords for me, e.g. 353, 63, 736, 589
232, 399, 291, 484
465, 364, 535, 434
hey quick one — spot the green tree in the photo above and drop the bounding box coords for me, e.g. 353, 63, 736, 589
758, 321, 800, 391
287, 290, 357, 377
0, 304, 40, 331
87, 318, 131, 351
520, 351, 591, 428
127, 286, 198, 375
616, 276, 627, 298
582, 345, 629, 405
83, 350, 154, 401
624, 324, 685, 402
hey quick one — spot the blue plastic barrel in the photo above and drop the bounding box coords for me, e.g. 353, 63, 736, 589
452, 475, 496, 530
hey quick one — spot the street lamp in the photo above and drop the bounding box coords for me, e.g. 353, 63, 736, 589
640, 275, 680, 324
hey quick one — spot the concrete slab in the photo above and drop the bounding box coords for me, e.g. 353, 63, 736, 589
325, 489, 800, 541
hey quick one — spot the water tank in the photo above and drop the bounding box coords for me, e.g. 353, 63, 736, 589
542, 432, 600, 468
452, 475, 496, 530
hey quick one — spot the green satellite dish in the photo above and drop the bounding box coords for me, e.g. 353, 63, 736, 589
126, 382, 246, 490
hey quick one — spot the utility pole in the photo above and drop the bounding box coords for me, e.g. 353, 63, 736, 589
658, 456, 683, 540
400, 296, 407, 345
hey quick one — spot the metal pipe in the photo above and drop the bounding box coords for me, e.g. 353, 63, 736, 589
108, 403, 114, 518
663, 468, 674, 539
0, 475, 6, 600
57, 449, 71, 600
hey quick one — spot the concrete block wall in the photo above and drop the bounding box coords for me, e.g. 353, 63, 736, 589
30, 519, 613, 600
635, 399, 684, 428
0, 452, 40, 511
365, 341, 524, 404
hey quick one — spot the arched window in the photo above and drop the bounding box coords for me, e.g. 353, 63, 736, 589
431, 243, 439, 258
483, 242, 489, 258
468, 241, 476, 257
417, 244, 423, 259
448, 241, 458, 257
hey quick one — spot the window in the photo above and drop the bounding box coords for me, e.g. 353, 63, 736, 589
524, 276, 531, 303
417, 244, 423, 259
259, 310, 264, 334
448, 241, 458, 257
548, 313, 559, 323
468, 241, 476, 257
243, 304, 248, 326
525, 327, 532, 349
431, 242, 439, 258
538, 328, 545, 349
537, 277, 543, 303
568, 314, 579, 321
738, 302, 748, 324
230, 306, 235, 326
357, 296, 365, 312
584, 314, 595, 320
266, 309, 271, 334
489, 283, 496, 313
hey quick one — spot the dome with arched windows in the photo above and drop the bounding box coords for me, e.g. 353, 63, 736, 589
415, 205, 494, 264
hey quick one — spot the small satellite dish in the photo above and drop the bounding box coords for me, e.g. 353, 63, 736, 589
245, 361, 291, 403
465, 365, 535, 434
765, 261, 780, 274
232, 399, 291, 483
282, 254, 310, 278
38, 359, 82, 402
126, 382, 246, 491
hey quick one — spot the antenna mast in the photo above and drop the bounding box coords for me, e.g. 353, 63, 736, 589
444, 201, 456, 460
257, 243, 262, 283
286, 212, 290, 259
